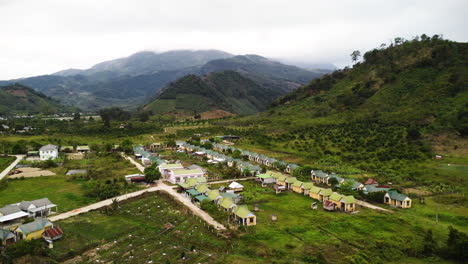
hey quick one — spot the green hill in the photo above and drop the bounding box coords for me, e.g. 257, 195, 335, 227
0, 83, 72, 114
217, 35, 468, 186
144, 71, 285, 116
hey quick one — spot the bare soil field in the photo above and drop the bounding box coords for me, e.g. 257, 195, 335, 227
9, 167, 56, 178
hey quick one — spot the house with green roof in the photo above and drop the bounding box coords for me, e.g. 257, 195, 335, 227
311, 170, 329, 184
219, 197, 236, 211
184, 189, 200, 199
309, 186, 323, 200
194, 195, 211, 204
328, 173, 344, 186
319, 188, 333, 201
292, 180, 304, 193
285, 164, 299, 174
385, 190, 412, 208
256, 173, 276, 186
196, 183, 209, 194
285, 177, 298, 190
233, 205, 256, 226
301, 182, 315, 195
207, 190, 223, 201
277, 175, 287, 187
340, 195, 357, 212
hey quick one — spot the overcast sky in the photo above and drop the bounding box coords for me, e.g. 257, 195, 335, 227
1, 0, 467, 79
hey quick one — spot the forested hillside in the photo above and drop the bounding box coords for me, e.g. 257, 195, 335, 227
217, 35, 468, 188
144, 71, 285, 116
0, 83, 72, 114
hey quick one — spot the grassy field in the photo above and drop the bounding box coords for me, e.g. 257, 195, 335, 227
50, 192, 229, 263
0, 176, 94, 211
210, 181, 460, 263
0, 152, 141, 211
0, 155, 15, 173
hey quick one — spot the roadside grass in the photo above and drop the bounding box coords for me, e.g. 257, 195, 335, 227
0, 176, 94, 211
51, 192, 229, 263
0, 155, 15, 173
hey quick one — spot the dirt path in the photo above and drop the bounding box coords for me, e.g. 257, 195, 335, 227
122, 154, 226, 230
356, 200, 393, 213
0, 155, 25, 180
49, 186, 162, 221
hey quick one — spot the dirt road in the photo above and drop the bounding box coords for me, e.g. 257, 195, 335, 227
0, 155, 25, 180
356, 200, 393, 213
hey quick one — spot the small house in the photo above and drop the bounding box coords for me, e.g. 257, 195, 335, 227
150, 143, 162, 150
276, 175, 287, 187
43, 226, 64, 241
0, 229, 16, 246
229, 181, 244, 192
15, 218, 53, 240
301, 182, 314, 195
233, 205, 256, 226
219, 197, 236, 212
0, 205, 29, 227
256, 173, 276, 186
194, 195, 211, 205
285, 164, 299, 174
311, 170, 329, 184
309, 186, 323, 200
76, 146, 90, 153
39, 144, 58, 161
18, 198, 57, 217
196, 183, 209, 194
285, 177, 297, 190
384, 190, 412, 208
319, 188, 333, 201
60, 146, 74, 152
340, 196, 356, 212
207, 190, 223, 201
328, 192, 344, 210
292, 181, 304, 193
364, 178, 379, 186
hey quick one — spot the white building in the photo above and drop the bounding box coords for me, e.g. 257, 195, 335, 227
167, 168, 205, 184
39, 144, 58, 161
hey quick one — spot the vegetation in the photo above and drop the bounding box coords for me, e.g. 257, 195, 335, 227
144, 162, 161, 183
145, 71, 286, 116
0, 155, 15, 172
0, 83, 74, 115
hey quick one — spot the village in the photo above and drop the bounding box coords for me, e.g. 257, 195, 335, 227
0, 136, 416, 250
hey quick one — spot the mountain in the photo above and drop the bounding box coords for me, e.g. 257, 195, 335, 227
0, 83, 73, 115
54, 49, 233, 77
0, 51, 330, 111
144, 71, 286, 116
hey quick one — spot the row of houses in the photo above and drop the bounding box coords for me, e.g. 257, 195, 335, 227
210, 143, 299, 174
179, 143, 261, 175
0, 198, 58, 228
1, 217, 63, 246
28, 144, 90, 161
134, 145, 165, 166
310, 170, 412, 208
178, 178, 256, 226
256, 171, 357, 212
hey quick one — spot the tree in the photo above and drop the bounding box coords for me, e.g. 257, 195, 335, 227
73, 112, 81, 120
351, 50, 361, 64
144, 164, 161, 183
423, 229, 436, 256
232, 150, 242, 159
328, 177, 339, 187
121, 139, 133, 154
138, 111, 150, 122
445, 226, 468, 262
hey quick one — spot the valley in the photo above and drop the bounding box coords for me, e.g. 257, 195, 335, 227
0, 35, 467, 264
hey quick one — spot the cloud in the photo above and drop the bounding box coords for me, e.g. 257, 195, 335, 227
0, 0, 467, 79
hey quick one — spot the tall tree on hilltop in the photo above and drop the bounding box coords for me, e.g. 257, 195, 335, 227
350, 50, 361, 64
